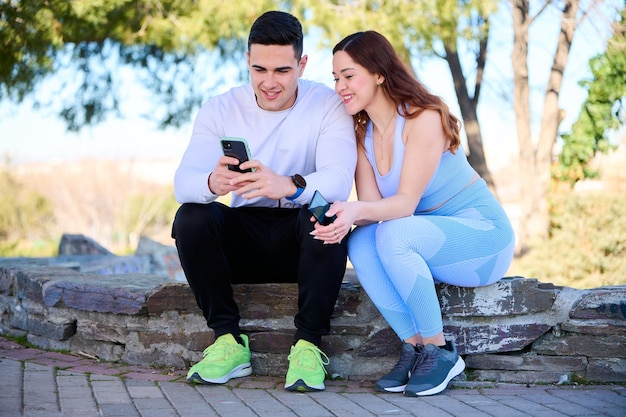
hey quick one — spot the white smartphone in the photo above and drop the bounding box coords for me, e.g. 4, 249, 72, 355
220, 137, 254, 173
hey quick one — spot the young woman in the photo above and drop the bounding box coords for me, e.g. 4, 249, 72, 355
313, 31, 515, 397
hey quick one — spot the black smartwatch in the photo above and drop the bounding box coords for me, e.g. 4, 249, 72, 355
287, 174, 306, 201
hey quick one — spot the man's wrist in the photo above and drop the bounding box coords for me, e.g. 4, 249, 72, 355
207, 172, 216, 194
286, 174, 306, 201
287, 187, 304, 200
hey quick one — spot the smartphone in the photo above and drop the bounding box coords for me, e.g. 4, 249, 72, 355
220, 137, 254, 173
308, 190, 337, 226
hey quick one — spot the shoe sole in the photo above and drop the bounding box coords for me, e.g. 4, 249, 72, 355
285, 378, 325, 392
375, 383, 406, 393
187, 362, 252, 384
404, 357, 465, 397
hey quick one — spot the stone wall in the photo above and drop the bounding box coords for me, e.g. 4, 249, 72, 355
0, 234, 624, 384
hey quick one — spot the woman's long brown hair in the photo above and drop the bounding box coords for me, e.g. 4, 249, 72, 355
333, 31, 461, 153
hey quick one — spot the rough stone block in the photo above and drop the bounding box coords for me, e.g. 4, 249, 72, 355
27, 333, 72, 353
0, 266, 17, 294
138, 330, 213, 353
354, 293, 384, 321
438, 276, 559, 317
249, 331, 294, 354
186, 331, 215, 352
465, 353, 588, 372
8, 307, 27, 331
561, 319, 626, 336
532, 333, 626, 358
329, 321, 377, 337
42, 274, 169, 314
24, 315, 76, 341
58, 234, 113, 256
75, 317, 128, 344
319, 334, 353, 356
123, 348, 187, 369
333, 282, 362, 317
470, 369, 578, 384
354, 327, 401, 357
586, 358, 626, 382
234, 284, 299, 318
69, 335, 125, 362
145, 283, 198, 316
65, 255, 150, 275
135, 236, 186, 282
240, 317, 294, 333
46, 281, 145, 314
15, 266, 81, 304
447, 322, 552, 355
570, 286, 626, 320
250, 352, 289, 377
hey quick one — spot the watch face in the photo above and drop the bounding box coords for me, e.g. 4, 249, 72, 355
293, 174, 306, 188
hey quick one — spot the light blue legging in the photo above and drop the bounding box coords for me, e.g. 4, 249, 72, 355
347, 180, 515, 340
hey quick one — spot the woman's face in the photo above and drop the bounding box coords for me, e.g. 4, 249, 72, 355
332, 51, 380, 115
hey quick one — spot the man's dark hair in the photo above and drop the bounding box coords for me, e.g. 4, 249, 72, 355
248, 11, 303, 60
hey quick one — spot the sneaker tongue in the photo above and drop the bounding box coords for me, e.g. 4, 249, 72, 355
424, 344, 439, 353
401, 343, 415, 353
295, 340, 316, 348
221, 334, 237, 344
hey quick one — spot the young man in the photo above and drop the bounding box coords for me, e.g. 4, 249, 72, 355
171, 11, 356, 392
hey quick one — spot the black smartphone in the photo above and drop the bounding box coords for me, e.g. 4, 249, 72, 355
308, 190, 337, 226
220, 137, 254, 173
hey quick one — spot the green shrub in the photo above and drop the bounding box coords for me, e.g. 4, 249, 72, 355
509, 191, 626, 289
0, 167, 57, 257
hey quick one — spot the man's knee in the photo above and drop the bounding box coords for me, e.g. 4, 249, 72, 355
172, 202, 223, 239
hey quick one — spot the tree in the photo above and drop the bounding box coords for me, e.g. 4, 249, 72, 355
1, 0, 622, 252
299, 0, 620, 252
295, 0, 499, 190
510, 0, 622, 252
0, 0, 278, 129
555, 6, 625, 185
1, 0, 499, 187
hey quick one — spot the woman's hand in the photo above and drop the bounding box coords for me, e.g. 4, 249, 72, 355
310, 201, 356, 244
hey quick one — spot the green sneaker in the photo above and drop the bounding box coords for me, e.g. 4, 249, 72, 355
187, 334, 252, 384
284, 339, 330, 392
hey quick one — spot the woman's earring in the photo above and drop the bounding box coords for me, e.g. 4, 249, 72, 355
377, 82, 382, 87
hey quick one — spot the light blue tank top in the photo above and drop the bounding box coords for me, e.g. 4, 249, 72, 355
363, 110, 477, 213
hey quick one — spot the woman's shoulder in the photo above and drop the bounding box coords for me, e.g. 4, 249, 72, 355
404, 104, 437, 117
403, 107, 441, 129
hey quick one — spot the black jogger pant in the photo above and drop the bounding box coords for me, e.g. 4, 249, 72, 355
171, 202, 348, 346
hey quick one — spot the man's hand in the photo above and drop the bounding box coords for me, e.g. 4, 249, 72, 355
230, 160, 295, 200
208, 156, 256, 195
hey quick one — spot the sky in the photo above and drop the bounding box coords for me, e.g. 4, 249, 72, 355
0, 3, 620, 172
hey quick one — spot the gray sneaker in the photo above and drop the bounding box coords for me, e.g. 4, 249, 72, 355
403, 341, 465, 397
375, 342, 419, 393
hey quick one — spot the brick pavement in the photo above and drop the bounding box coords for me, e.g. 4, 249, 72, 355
1, 336, 625, 417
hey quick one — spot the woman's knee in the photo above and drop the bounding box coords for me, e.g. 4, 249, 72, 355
347, 224, 377, 262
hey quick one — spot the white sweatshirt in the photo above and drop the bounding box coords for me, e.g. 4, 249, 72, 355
174, 79, 357, 208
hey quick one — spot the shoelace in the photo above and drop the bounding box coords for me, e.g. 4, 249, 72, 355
411, 345, 439, 375
391, 344, 420, 373
288, 345, 330, 372
202, 339, 238, 361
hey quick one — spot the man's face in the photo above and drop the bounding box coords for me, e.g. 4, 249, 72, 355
247, 44, 307, 111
